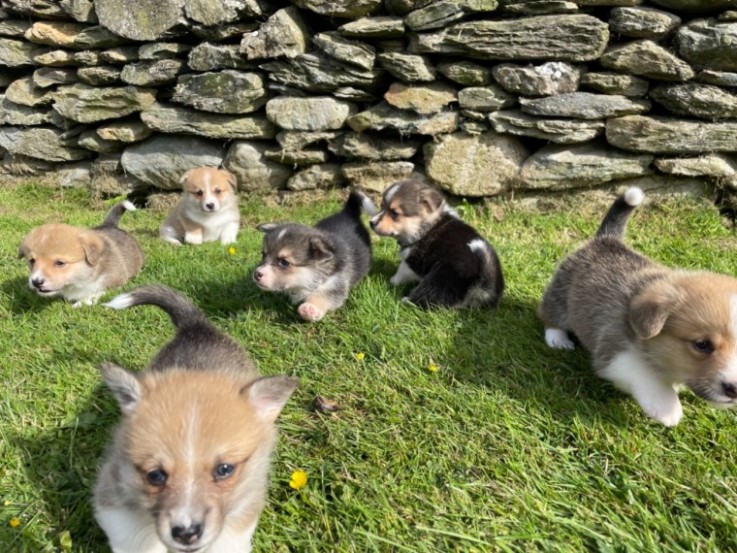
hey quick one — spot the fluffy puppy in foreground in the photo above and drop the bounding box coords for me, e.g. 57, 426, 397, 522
539, 187, 737, 426
370, 180, 504, 308
160, 167, 240, 245
252, 190, 375, 322
18, 201, 144, 307
95, 285, 298, 553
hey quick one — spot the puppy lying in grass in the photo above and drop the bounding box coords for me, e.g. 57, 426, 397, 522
370, 180, 504, 308
18, 201, 144, 307
253, 190, 375, 322
539, 187, 737, 426
95, 285, 298, 553
160, 167, 240, 246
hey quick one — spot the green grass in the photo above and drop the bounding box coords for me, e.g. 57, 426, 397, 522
1, 182, 737, 552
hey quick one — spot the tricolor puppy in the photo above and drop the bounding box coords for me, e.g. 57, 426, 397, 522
252, 191, 375, 322
370, 180, 504, 308
160, 167, 240, 246
539, 187, 737, 427
95, 285, 298, 553
18, 201, 144, 307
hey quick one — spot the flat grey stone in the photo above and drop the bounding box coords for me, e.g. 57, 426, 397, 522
24, 22, 127, 49
312, 32, 376, 71
100, 47, 140, 64
0, 95, 56, 126
277, 131, 341, 150
341, 160, 415, 193
383, 81, 457, 115
502, 1, 578, 16
650, 83, 737, 119
60, 0, 97, 23
492, 62, 580, 96
185, 0, 262, 25
261, 53, 385, 93
287, 163, 344, 191
489, 110, 605, 143
606, 115, 737, 153
347, 101, 459, 135
655, 154, 737, 178
329, 132, 421, 160
266, 96, 357, 131
437, 60, 492, 86
97, 120, 153, 143
95, 0, 183, 41
0, 126, 93, 162
33, 67, 78, 88
121, 59, 186, 87
264, 147, 329, 166
0, 37, 46, 67
601, 39, 695, 81
172, 70, 268, 114
224, 140, 292, 192
138, 42, 191, 60
425, 132, 527, 196
77, 66, 121, 86
338, 16, 406, 39
458, 85, 516, 112
677, 19, 737, 72
292, 0, 382, 18
34, 49, 77, 67
240, 7, 309, 60
520, 92, 650, 119
697, 70, 737, 87
377, 52, 435, 82
609, 7, 681, 39
405, 0, 498, 31
78, 129, 123, 153
520, 143, 653, 190
53, 84, 157, 123
0, 20, 31, 38
5, 76, 54, 106
188, 43, 255, 71
579, 72, 649, 97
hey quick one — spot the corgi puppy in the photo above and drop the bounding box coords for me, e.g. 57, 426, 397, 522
369, 180, 504, 308
539, 187, 737, 426
160, 167, 240, 245
18, 201, 144, 307
252, 190, 375, 322
95, 285, 298, 553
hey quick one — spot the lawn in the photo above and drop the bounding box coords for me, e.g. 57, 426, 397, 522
1, 181, 737, 553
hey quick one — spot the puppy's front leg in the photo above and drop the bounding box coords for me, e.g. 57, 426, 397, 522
600, 348, 683, 427
544, 328, 575, 350
298, 294, 333, 322
389, 261, 420, 286
184, 227, 204, 245
219, 221, 240, 245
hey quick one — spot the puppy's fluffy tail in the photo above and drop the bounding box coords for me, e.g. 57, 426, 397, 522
104, 285, 208, 330
344, 190, 377, 218
596, 187, 644, 239
469, 238, 504, 307
98, 200, 136, 229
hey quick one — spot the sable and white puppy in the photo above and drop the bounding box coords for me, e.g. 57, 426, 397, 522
160, 167, 240, 245
95, 285, 298, 553
18, 201, 144, 307
370, 180, 504, 308
252, 190, 375, 322
539, 187, 737, 426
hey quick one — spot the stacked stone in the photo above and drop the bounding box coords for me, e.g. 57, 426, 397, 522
0, 0, 736, 198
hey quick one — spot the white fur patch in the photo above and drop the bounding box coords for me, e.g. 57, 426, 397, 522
390, 261, 420, 286
122, 200, 136, 212
277, 228, 286, 241
95, 507, 165, 553
360, 193, 377, 216
467, 239, 487, 254
384, 182, 399, 202
545, 328, 575, 350
599, 347, 683, 427
624, 187, 644, 207
103, 293, 135, 310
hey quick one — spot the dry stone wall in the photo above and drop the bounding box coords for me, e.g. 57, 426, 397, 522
1, 0, 737, 199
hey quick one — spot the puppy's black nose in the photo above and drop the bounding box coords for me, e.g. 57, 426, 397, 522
205, 202, 215, 210
723, 382, 737, 399
171, 523, 204, 545
31, 277, 45, 288
253, 270, 263, 282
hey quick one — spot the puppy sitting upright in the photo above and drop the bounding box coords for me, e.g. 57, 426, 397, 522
253, 190, 374, 322
18, 201, 144, 307
370, 180, 504, 308
160, 166, 240, 245
539, 187, 737, 426
95, 285, 298, 553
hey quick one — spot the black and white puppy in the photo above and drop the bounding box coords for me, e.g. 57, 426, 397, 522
253, 191, 375, 322
539, 187, 737, 426
370, 180, 504, 308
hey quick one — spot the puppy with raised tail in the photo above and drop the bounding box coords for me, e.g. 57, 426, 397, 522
252, 190, 375, 322
370, 180, 504, 308
95, 285, 298, 553
160, 167, 240, 245
18, 201, 144, 307
539, 187, 737, 426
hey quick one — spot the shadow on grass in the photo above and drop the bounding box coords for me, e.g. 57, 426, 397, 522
1, 276, 55, 315
4, 383, 113, 552
448, 295, 630, 425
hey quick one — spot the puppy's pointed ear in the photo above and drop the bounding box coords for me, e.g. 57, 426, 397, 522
80, 232, 104, 266
309, 235, 335, 262
629, 282, 678, 340
223, 169, 238, 192
257, 223, 279, 233
100, 362, 142, 415
419, 186, 445, 214
241, 376, 298, 423
179, 169, 194, 185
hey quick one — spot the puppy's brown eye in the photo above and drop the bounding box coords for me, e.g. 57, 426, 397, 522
213, 463, 235, 481
388, 208, 400, 221
54, 260, 66, 268
28, 258, 35, 265
693, 339, 714, 355
195, 190, 204, 197
277, 258, 290, 269
214, 188, 222, 195
146, 468, 168, 487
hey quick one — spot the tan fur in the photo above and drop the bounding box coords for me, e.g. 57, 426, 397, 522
18, 222, 144, 307
160, 167, 240, 246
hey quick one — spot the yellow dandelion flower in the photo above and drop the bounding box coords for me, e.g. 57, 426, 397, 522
354, 352, 365, 361
289, 469, 308, 490
227, 246, 237, 256
427, 362, 439, 373
9, 517, 21, 528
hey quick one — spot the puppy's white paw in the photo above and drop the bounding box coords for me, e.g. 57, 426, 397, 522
545, 328, 575, 350
640, 393, 683, 427
184, 233, 203, 245
401, 296, 412, 304
298, 302, 325, 322
389, 274, 403, 286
